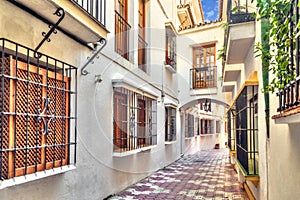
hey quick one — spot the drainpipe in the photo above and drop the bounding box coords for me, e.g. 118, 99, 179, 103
261, 17, 270, 200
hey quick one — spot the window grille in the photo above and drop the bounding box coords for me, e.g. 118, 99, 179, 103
216, 120, 221, 133
227, 108, 236, 151
0, 38, 77, 180
235, 85, 258, 175
113, 87, 157, 152
185, 114, 194, 138
165, 106, 176, 142
200, 119, 212, 134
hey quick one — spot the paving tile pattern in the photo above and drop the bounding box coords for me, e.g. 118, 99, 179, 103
109, 149, 249, 200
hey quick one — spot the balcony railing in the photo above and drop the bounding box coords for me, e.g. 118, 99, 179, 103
227, 0, 255, 24
138, 35, 147, 72
190, 66, 217, 89
277, 76, 300, 112
276, 0, 300, 113
115, 11, 131, 60
165, 56, 176, 71
73, 0, 106, 27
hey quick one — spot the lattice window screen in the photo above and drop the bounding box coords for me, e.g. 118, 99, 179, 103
0, 56, 69, 179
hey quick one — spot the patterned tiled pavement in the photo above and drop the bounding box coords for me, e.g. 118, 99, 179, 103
109, 148, 249, 200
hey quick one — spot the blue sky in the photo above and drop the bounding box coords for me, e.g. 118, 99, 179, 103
201, 0, 219, 22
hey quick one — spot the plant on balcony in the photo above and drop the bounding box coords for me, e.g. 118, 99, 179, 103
217, 45, 226, 61
165, 56, 176, 67
254, 0, 298, 93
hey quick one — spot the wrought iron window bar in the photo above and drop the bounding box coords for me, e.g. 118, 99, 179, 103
185, 114, 194, 138
165, 107, 176, 142
73, 0, 106, 27
0, 38, 77, 180
190, 66, 217, 89
200, 119, 212, 134
235, 85, 258, 175
113, 87, 157, 153
277, 0, 300, 113
227, 108, 236, 151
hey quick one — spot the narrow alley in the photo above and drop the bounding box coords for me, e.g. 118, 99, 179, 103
108, 136, 249, 200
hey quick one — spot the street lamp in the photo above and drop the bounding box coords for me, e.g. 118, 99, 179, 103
203, 99, 211, 112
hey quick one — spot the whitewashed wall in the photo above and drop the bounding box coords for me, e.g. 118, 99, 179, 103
0, 0, 182, 199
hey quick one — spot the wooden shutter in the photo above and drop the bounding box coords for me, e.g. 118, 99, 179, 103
113, 91, 127, 149
1, 56, 69, 179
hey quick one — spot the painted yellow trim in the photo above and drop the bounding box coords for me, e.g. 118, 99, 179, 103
230, 150, 236, 157
52, 0, 108, 39
227, 71, 259, 110
233, 157, 260, 188
244, 182, 256, 200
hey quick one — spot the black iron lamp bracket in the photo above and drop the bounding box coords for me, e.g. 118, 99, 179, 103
81, 38, 107, 76
34, 7, 65, 58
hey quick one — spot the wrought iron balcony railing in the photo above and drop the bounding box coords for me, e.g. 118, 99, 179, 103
73, 0, 106, 27
165, 56, 176, 71
115, 11, 131, 60
190, 66, 217, 89
227, 0, 255, 24
277, 76, 300, 112
138, 35, 148, 72
276, 0, 300, 113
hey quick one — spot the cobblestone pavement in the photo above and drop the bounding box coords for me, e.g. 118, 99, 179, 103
109, 148, 249, 200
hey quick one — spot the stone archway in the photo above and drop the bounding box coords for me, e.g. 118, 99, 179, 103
179, 97, 229, 154
180, 98, 229, 111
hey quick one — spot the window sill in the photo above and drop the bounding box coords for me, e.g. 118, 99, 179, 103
200, 133, 215, 136
272, 105, 300, 124
0, 165, 76, 190
165, 141, 177, 145
165, 64, 176, 73
185, 136, 194, 140
233, 157, 259, 187
113, 145, 157, 157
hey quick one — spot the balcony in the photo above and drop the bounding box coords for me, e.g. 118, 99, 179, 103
227, 0, 255, 24
271, 0, 300, 123
222, 63, 241, 93
138, 35, 148, 72
73, 0, 106, 26
115, 11, 131, 60
190, 66, 217, 89
11, 0, 108, 44
225, 0, 255, 64
165, 56, 176, 73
